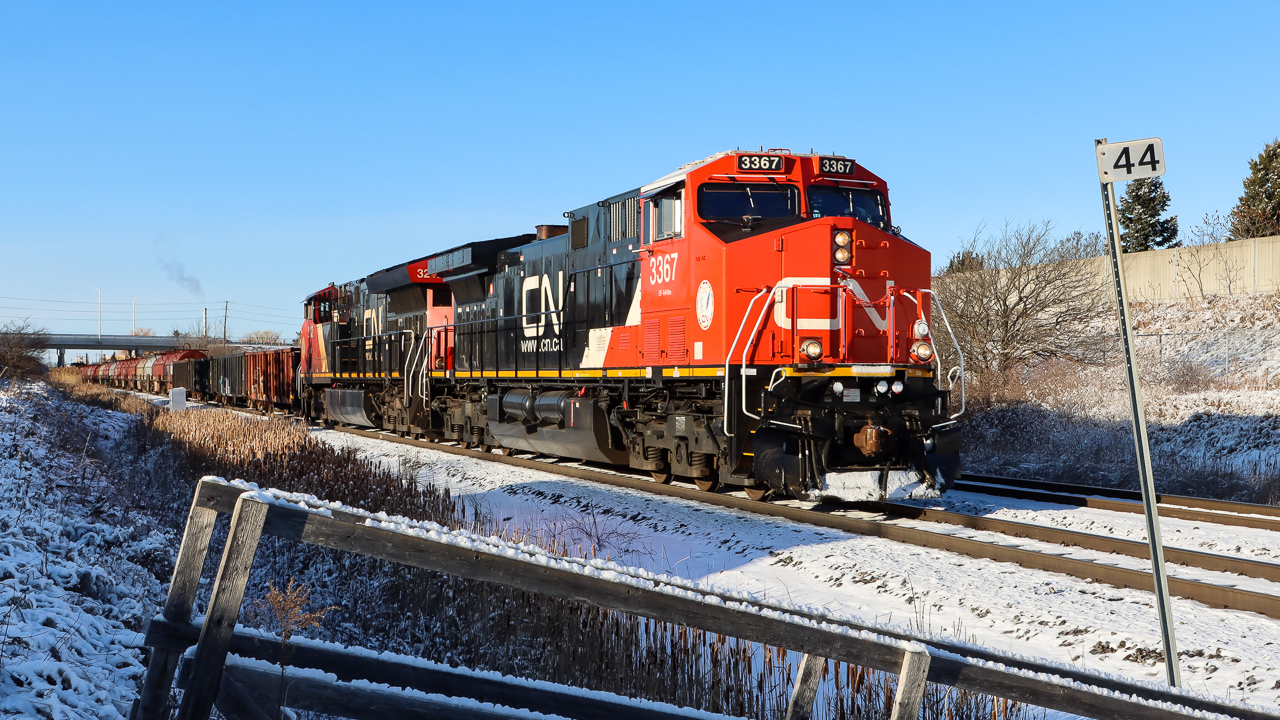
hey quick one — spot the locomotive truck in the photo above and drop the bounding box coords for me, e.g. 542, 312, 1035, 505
296, 149, 963, 502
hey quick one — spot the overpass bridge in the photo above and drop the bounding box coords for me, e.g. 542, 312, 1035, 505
44, 334, 205, 365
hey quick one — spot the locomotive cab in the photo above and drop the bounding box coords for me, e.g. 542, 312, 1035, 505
628, 150, 960, 501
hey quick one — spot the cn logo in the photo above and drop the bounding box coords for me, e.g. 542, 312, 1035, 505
521, 272, 564, 338
772, 277, 891, 331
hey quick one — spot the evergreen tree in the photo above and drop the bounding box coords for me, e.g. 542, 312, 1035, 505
1117, 177, 1179, 252
1230, 139, 1280, 239
942, 249, 985, 274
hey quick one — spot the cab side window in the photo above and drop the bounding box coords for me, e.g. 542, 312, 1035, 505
655, 190, 683, 241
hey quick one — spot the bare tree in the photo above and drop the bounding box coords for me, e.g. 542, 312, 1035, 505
1171, 212, 1227, 300
0, 320, 50, 379
933, 221, 1106, 385
130, 327, 156, 336
1174, 212, 1249, 299
241, 329, 283, 345
1219, 251, 1247, 296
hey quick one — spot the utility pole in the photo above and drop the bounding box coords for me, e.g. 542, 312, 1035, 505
223, 301, 229, 343
132, 295, 140, 334
1095, 137, 1180, 687
90, 286, 102, 338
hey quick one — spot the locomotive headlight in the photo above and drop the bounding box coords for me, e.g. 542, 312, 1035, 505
831, 381, 844, 394
914, 341, 935, 361
876, 380, 889, 394
801, 339, 824, 360
833, 247, 852, 264
891, 380, 905, 394
913, 319, 930, 339
833, 230, 852, 247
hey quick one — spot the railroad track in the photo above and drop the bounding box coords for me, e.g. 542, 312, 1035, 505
957, 473, 1280, 533
110, 390, 1280, 620
326, 424, 1280, 621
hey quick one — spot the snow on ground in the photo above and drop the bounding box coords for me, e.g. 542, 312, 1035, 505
964, 295, 1280, 501
317, 428, 1280, 713
0, 383, 172, 719
900, 490, 1280, 562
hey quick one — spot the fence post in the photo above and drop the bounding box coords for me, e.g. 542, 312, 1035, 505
135, 486, 223, 720
888, 646, 931, 720
175, 494, 268, 720
783, 653, 825, 720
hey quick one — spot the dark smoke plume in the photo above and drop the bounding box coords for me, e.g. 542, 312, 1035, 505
161, 260, 204, 296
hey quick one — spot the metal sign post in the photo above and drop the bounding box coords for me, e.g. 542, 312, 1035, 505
1094, 137, 1180, 687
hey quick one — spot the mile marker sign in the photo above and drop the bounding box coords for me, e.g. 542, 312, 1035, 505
1094, 134, 1181, 687
1096, 137, 1165, 183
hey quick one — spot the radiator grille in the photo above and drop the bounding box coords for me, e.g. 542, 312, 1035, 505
644, 319, 661, 361
667, 317, 686, 363
608, 197, 640, 242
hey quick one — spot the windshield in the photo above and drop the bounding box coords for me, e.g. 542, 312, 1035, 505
697, 183, 799, 220
808, 186, 888, 228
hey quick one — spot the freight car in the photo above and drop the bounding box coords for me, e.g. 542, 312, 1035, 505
210, 355, 246, 405
246, 347, 300, 412
172, 358, 210, 399
82, 350, 205, 395
298, 150, 963, 502
89, 348, 299, 413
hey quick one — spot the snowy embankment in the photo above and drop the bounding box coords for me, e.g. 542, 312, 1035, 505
0, 384, 171, 719
318, 429, 1280, 713
964, 294, 1280, 495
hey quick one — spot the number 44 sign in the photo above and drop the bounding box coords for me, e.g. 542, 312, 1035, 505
1096, 137, 1165, 183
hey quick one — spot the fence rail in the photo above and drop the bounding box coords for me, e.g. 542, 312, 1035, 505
135, 478, 1277, 720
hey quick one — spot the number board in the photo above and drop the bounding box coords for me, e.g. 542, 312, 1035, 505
817, 156, 857, 175
1096, 138, 1165, 183
737, 154, 785, 172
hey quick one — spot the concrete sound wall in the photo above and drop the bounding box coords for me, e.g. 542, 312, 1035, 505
1104, 235, 1280, 301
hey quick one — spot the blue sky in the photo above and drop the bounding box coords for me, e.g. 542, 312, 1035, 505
2, 1, 1277, 342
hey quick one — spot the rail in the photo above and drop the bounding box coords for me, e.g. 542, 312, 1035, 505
956, 474, 1280, 534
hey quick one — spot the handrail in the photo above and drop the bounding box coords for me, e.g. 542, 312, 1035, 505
722, 288, 771, 437
740, 291, 777, 421
921, 289, 965, 419
400, 331, 416, 410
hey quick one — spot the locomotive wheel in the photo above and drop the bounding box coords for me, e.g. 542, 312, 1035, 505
743, 485, 771, 501
694, 478, 720, 493
651, 471, 673, 484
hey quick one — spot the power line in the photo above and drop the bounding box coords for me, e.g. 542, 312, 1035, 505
0, 296, 300, 314
0, 305, 217, 316
0, 295, 210, 306
228, 315, 299, 327
231, 301, 298, 312
229, 308, 300, 321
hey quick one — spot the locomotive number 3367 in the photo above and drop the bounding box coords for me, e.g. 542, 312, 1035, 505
650, 253, 679, 285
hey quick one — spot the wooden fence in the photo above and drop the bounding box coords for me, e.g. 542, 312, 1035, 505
134, 478, 1277, 720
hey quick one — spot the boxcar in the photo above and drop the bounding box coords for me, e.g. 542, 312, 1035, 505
210, 355, 247, 404
172, 358, 211, 399
245, 347, 299, 411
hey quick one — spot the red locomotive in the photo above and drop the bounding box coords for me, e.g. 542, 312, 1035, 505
296, 150, 962, 501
